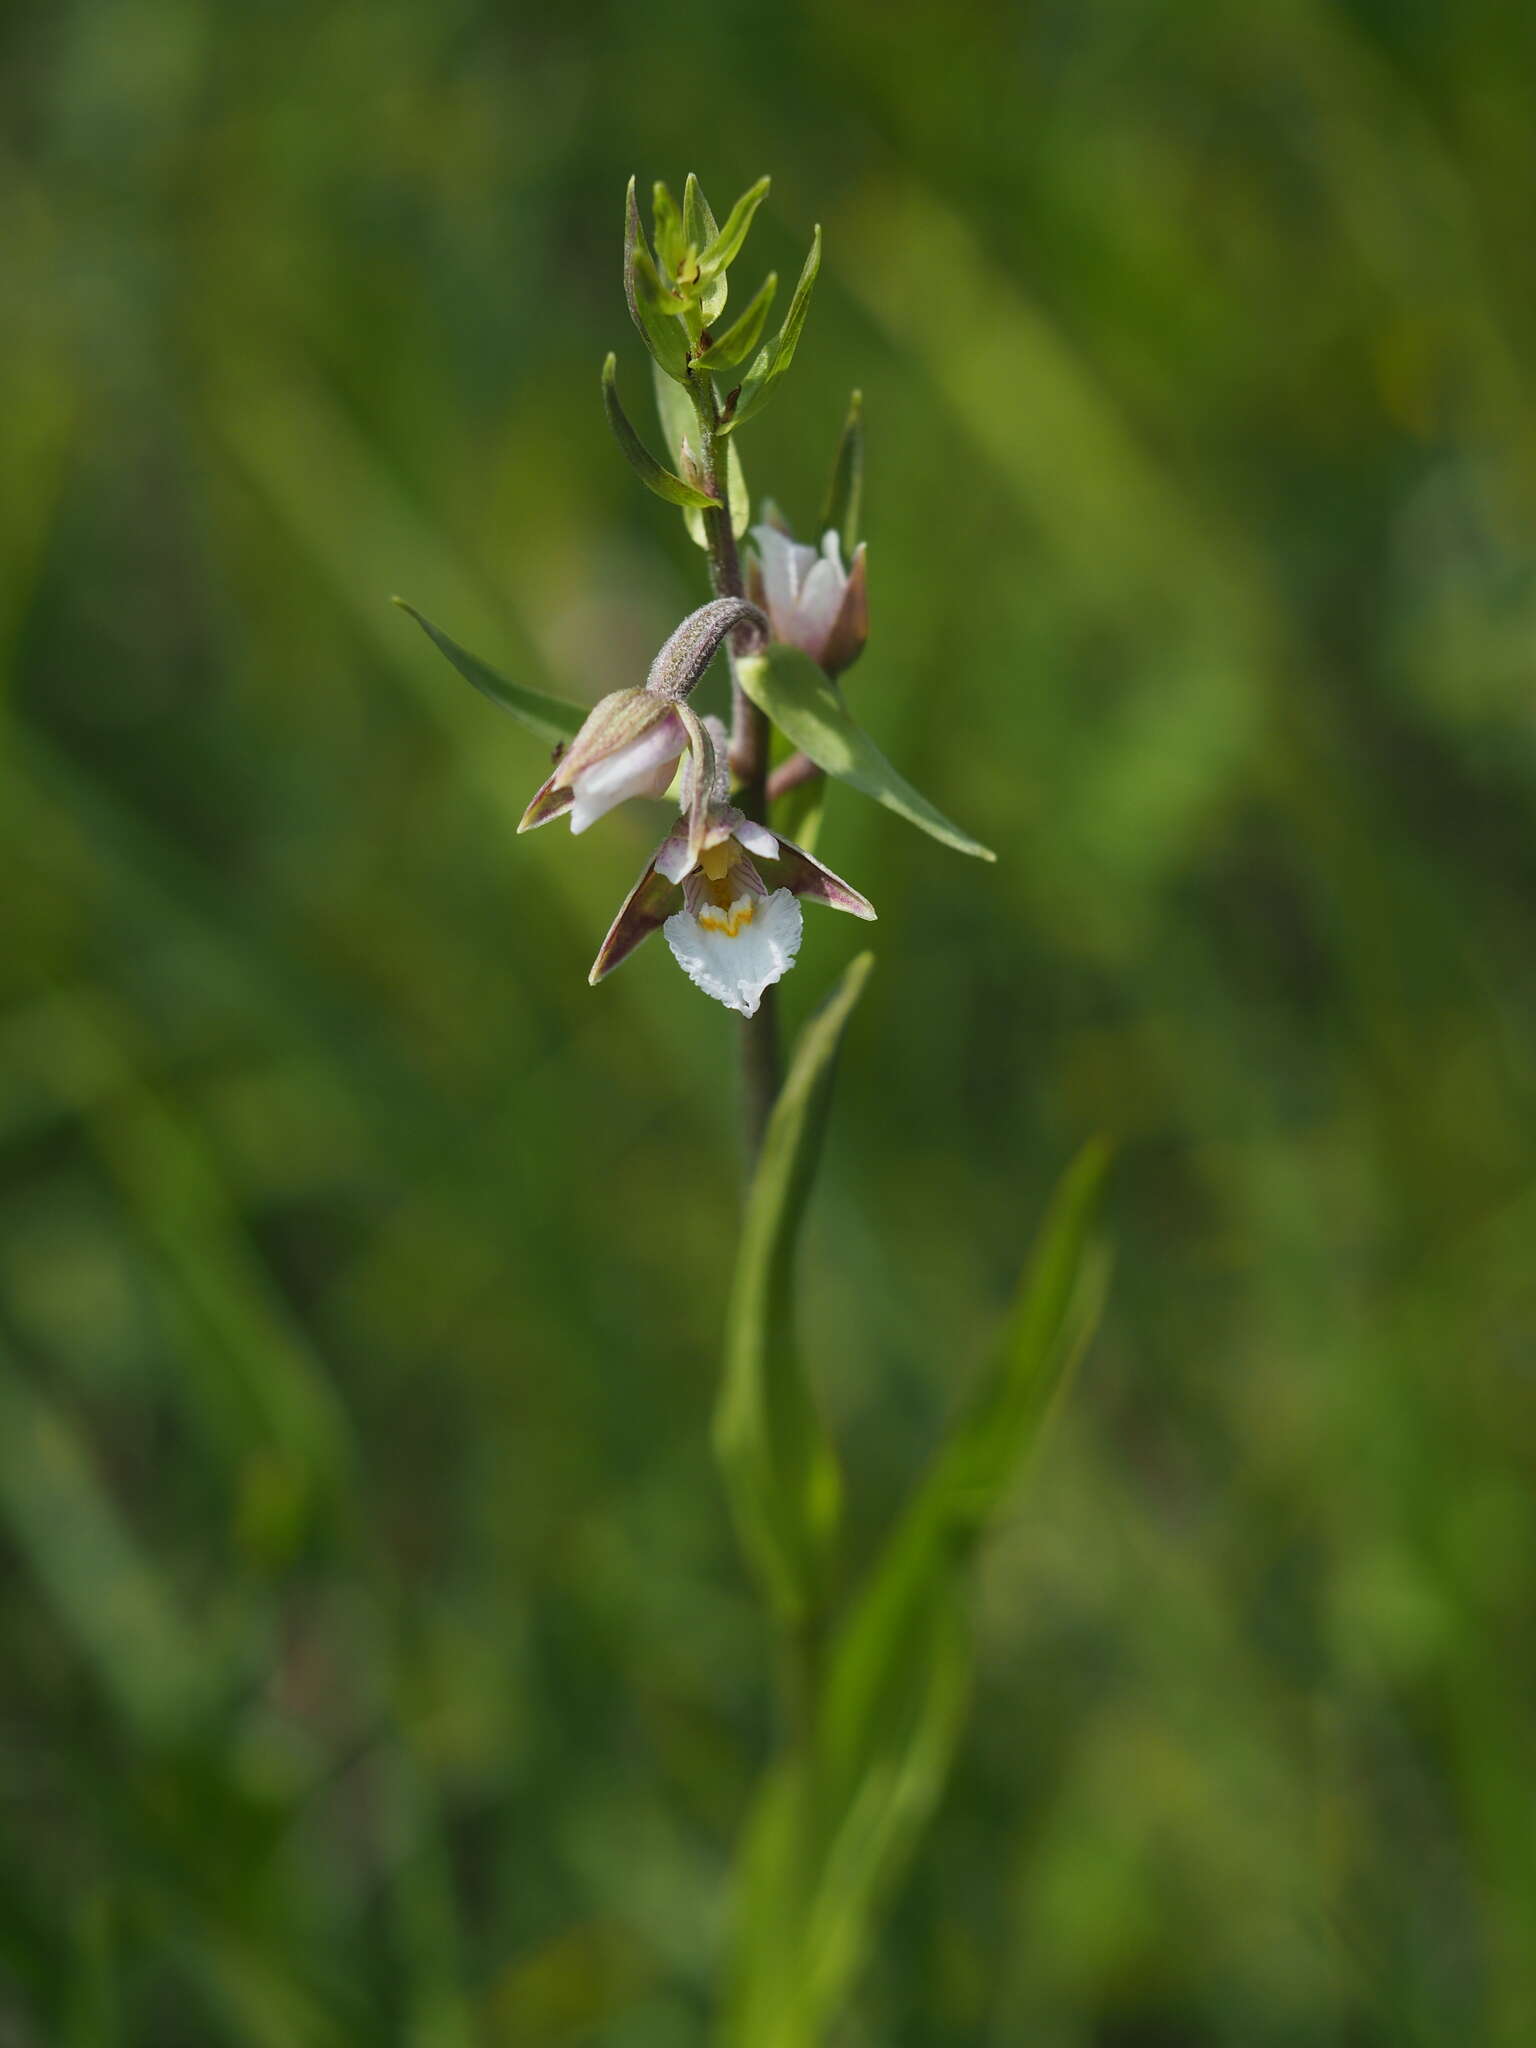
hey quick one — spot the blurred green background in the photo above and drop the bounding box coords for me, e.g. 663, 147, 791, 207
5, 0, 1536, 2040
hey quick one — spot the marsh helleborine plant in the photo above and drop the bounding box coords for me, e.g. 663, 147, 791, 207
400, 169, 995, 1088
392, 174, 1113, 2048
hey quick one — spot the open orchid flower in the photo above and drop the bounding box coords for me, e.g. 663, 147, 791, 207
749, 520, 868, 679
590, 801, 876, 1016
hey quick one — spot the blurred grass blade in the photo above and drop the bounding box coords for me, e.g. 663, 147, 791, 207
722, 226, 822, 434
725, 1142, 1110, 2046
818, 391, 863, 558
393, 599, 586, 746
0, 1346, 212, 1741
738, 644, 994, 861
601, 353, 721, 509
714, 954, 874, 1622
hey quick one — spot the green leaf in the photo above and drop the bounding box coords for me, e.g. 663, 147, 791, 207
722, 225, 822, 434
714, 954, 873, 1622
393, 599, 586, 747
775, 766, 826, 854
682, 173, 727, 321
651, 179, 685, 276
600, 354, 720, 509
819, 389, 864, 557
651, 361, 751, 549
698, 174, 771, 280
694, 270, 778, 372
724, 1142, 1111, 2048
821, 1141, 1111, 1783
623, 176, 689, 380
738, 643, 995, 861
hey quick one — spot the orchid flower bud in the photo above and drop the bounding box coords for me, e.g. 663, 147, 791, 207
518, 599, 763, 837
518, 689, 688, 836
590, 802, 875, 1016
749, 521, 868, 679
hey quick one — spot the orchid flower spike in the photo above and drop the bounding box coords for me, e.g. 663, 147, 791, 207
750, 519, 868, 678
590, 802, 876, 1016
518, 598, 764, 837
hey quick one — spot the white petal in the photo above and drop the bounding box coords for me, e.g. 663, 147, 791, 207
733, 817, 780, 860
793, 555, 845, 656
664, 888, 802, 1016
752, 524, 816, 635
654, 820, 696, 884
568, 718, 685, 833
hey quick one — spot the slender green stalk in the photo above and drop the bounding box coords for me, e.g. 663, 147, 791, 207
687, 368, 779, 1165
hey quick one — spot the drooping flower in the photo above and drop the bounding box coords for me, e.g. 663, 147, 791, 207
590, 802, 875, 1016
518, 689, 688, 836
517, 598, 765, 838
749, 520, 868, 678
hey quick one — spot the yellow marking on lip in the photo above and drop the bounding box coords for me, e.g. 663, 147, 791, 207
696, 899, 757, 939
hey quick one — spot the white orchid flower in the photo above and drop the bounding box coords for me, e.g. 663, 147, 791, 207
750, 520, 868, 678
590, 801, 876, 1016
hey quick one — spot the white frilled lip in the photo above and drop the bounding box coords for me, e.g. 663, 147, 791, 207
589, 801, 876, 989
664, 888, 803, 1017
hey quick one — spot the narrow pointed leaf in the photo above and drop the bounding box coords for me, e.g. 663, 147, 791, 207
624, 177, 689, 380
601, 354, 721, 509
822, 1141, 1111, 1781
738, 643, 995, 860
724, 1141, 1110, 2046
722, 225, 822, 434
694, 271, 778, 372
393, 599, 586, 746
715, 954, 873, 1621
651, 179, 685, 276
819, 390, 864, 557
699, 174, 771, 280
682, 171, 719, 250
682, 173, 726, 320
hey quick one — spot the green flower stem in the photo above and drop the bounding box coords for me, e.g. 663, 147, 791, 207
687, 367, 779, 1167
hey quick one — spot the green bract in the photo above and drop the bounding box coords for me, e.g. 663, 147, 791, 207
738, 642, 996, 861
819, 390, 864, 559
391, 600, 586, 747
652, 361, 751, 549
601, 354, 721, 510
721, 226, 822, 433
